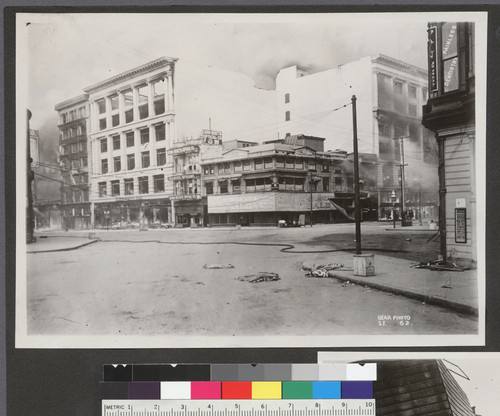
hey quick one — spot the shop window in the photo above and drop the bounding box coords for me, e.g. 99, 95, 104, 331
127, 154, 135, 170
140, 128, 149, 144
101, 159, 108, 174
142, 151, 150, 168
124, 178, 134, 195
155, 124, 165, 141
205, 181, 214, 195
126, 131, 134, 147
112, 135, 120, 150
139, 176, 149, 194
153, 175, 165, 193
114, 156, 121, 172
111, 180, 120, 196
157, 148, 166, 166
98, 182, 107, 197
100, 138, 108, 153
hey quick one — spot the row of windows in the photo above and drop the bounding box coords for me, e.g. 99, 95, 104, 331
61, 157, 88, 170
99, 124, 165, 153
378, 121, 421, 141
62, 189, 89, 203
61, 124, 87, 140
62, 141, 87, 155
202, 158, 335, 175
96, 80, 166, 131
100, 149, 166, 174
59, 106, 87, 124
98, 175, 165, 197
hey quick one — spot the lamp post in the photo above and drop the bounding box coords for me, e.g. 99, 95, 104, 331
390, 190, 397, 229
308, 169, 317, 227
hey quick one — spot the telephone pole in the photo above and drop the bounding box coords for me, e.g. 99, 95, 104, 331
352, 95, 361, 254
394, 136, 408, 226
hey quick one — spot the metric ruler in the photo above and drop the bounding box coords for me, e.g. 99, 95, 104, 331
102, 399, 376, 416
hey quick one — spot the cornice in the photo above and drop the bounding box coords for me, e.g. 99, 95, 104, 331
83, 56, 178, 94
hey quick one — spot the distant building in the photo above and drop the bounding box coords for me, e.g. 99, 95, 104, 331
55, 94, 90, 230
422, 22, 477, 267
374, 360, 475, 416
83, 57, 178, 229
200, 135, 378, 226
276, 55, 439, 222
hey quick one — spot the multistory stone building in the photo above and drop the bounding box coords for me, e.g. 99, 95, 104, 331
276, 55, 439, 222
423, 22, 477, 266
83, 57, 177, 229
55, 94, 91, 230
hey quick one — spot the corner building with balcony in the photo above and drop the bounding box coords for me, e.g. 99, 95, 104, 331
84, 57, 177, 228
200, 135, 378, 226
276, 55, 439, 222
423, 22, 477, 267
55, 94, 91, 230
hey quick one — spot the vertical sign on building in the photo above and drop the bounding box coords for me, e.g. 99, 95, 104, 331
455, 208, 467, 243
441, 22, 459, 93
428, 25, 438, 92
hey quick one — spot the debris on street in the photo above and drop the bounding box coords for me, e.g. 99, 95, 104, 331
203, 263, 235, 269
237, 272, 280, 283
302, 263, 344, 278
411, 259, 466, 272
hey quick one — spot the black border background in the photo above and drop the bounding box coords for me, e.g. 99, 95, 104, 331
4, 3, 500, 415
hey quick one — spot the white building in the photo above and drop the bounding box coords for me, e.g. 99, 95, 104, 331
83, 56, 177, 228
276, 55, 439, 221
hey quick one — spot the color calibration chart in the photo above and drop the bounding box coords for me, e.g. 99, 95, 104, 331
101, 364, 376, 416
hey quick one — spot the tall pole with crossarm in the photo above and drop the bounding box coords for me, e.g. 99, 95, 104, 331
352, 95, 361, 254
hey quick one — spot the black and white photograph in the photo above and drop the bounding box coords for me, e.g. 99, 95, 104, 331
15, 11, 487, 348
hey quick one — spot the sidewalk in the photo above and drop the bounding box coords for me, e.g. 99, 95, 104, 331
27, 233, 99, 253
302, 252, 478, 316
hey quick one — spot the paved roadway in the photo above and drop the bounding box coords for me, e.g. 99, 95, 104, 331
25, 223, 476, 342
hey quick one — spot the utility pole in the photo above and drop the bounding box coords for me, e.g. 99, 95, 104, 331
352, 95, 361, 254
26, 109, 35, 243
394, 136, 408, 226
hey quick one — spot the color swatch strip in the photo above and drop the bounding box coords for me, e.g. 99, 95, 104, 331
103, 364, 376, 382
100, 381, 372, 400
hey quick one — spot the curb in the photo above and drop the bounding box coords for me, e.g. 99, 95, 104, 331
330, 273, 478, 317
27, 238, 99, 254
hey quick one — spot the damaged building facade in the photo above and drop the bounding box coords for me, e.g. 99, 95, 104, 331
55, 94, 91, 230
276, 55, 439, 223
83, 57, 178, 229
200, 135, 378, 226
423, 22, 477, 267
